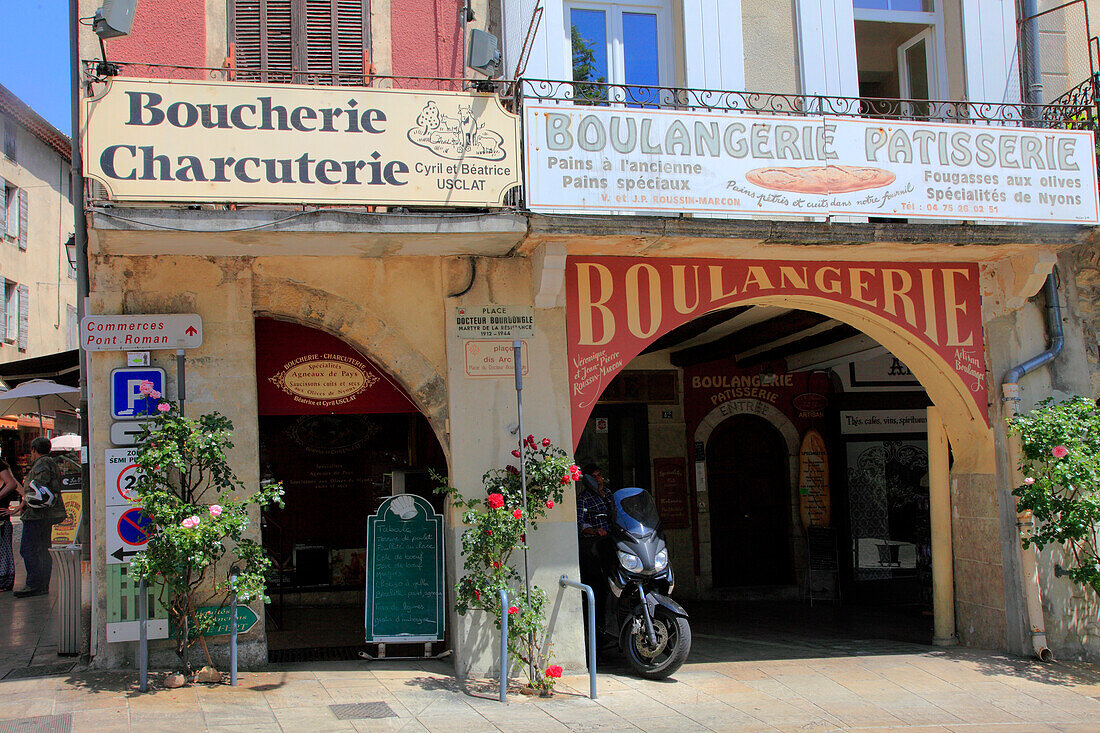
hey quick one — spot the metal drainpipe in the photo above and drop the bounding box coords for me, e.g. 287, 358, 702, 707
1021, 0, 1044, 109
1001, 271, 1061, 663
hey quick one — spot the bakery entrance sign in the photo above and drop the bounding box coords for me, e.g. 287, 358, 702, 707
83, 78, 521, 206
524, 105, 1099, 224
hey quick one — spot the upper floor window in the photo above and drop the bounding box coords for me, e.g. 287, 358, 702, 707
567, 1, 672, 104
2, 117, 15, 162
854, 1, 933, 10
230, 0, 370, 85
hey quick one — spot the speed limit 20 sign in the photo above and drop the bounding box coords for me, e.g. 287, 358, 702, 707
104, 448, 143, 507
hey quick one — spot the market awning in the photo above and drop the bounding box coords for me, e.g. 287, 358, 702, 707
0, 350, 79, 388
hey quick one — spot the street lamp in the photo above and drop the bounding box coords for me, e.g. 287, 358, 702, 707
64, 234, 76, 271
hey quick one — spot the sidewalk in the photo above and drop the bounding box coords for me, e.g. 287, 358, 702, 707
4, 532, 1100, 732
2, 631, 1099, 732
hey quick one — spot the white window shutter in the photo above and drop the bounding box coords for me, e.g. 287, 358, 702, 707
17, 189, 27, 251
5, 188, 16, 239
0, 179, 5, 233
17, 284, 28, 350
0, 284, 7, 342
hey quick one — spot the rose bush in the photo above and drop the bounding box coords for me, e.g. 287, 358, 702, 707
1010, 396, 1100, 594
437, 435, 577, 693
129, 384, 284, 674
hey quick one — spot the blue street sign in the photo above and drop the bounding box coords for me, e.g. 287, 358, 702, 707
117, 507, 153, 546
110, 368, 166, 419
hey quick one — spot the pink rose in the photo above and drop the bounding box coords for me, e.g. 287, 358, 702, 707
1052, 445, 1069, 459
1023, 477, 1035, 485
181, 517, 196, 529
138, 380, 154, 396
209, 504, 223, 517
189, 515, 201, 526
157, 403, 170, 413
149, 389, 161, 400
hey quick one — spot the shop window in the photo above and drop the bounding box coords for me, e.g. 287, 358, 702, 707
566, 1, 671, 105
230, 0, 370, 84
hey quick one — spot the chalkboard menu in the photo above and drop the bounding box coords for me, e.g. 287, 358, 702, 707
365, 494, 445, 643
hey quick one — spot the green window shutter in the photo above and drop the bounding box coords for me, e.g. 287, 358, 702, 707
17, 188, 27, 251
17, 283, 28, 351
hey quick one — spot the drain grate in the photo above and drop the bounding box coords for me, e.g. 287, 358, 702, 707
329, 702, 397, 720
268, 646, 362, 663
2, 664, 76, 680
0, 714, 73, 733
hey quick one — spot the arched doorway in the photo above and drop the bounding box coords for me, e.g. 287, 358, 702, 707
254, 317, 447, 659
706, 414, 791, 587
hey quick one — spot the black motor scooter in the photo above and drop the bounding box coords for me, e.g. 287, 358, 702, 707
584, 486, 691, 679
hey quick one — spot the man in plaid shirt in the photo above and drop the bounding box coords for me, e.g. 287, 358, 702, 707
577, 463, 612, 535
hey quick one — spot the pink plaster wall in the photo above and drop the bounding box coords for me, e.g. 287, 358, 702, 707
106, 0, 207, 77
390, 1, 463, 80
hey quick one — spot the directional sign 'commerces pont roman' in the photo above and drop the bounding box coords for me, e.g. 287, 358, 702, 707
82, 314, 203, 351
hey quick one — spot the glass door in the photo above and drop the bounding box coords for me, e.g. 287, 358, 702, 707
897, 28, 935, 118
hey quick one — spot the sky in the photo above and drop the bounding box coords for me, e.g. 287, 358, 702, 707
1, 1, 73, 135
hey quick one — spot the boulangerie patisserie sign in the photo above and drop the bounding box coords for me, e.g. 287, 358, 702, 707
524, 104, 1099, 224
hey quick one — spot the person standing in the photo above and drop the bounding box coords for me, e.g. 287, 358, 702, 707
0, 455, 22, 591
576, 463, 613, 646
10, 438, 66, 598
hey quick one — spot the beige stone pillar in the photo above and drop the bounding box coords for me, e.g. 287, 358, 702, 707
928, 405, 957, 646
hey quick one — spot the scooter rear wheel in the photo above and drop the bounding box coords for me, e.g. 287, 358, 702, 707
622, 606, 691, 679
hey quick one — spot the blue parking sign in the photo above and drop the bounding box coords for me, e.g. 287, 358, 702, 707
110, 368, 166, 419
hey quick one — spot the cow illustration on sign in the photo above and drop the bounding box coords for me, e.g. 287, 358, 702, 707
408, 100, 507, 160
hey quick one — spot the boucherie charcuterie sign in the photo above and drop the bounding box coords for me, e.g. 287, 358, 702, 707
525, 105, 1099, 224
83, 78, 520, 206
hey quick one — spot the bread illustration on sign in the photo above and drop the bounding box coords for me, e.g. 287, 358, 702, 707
745, 166, 896, 194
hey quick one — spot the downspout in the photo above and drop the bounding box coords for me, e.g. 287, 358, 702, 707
1001, 271, 1061, 663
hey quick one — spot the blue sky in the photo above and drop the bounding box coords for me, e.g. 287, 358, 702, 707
2, 1, 72, 135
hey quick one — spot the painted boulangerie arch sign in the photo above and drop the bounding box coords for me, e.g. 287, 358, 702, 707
565, 257, 987, 443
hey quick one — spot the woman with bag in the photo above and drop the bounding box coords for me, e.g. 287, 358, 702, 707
10, 438, 66, 598
0, 454, 22, 591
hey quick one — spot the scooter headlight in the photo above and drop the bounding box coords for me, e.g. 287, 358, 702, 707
617, 550, 643, 573
654, 549, 669, 572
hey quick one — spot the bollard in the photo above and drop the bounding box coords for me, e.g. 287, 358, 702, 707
498, 588, 508, 703
138, 577, 148, 693
559, 575, 598, 700
229, 573, 238, 686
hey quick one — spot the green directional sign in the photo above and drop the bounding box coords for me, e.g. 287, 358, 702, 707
365, 494, 445, 643
193, 605, 259, 637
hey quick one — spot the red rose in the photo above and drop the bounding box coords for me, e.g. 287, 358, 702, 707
560, 475, 570, 484
506, 465, 519, 475
511, 449, 521, 458
486, 530, 492, 535
542, 438, 551, 447
545, 665, 562, 678
508, 606, 519, 614
475, 590, 481, 600
488, 493, 505, 509
491, 561, 500, 568
546, 500, 554, 509
526, 434, 535, 446
513, 508, 522, 520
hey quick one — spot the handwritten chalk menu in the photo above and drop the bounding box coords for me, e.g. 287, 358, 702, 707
365, 494, 445, 643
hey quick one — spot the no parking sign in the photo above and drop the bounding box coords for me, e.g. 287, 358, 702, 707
106, 504, 154, 563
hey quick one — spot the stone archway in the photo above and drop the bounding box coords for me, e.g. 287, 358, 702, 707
251, 272, 450, 453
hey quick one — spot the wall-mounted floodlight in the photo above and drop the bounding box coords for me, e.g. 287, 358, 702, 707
467, 29, 501, 78
93, 0, 137, 39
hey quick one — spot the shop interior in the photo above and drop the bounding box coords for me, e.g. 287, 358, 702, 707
575, 303, 937, 654
254, 318, 446, 661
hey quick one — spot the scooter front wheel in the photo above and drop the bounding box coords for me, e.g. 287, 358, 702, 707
621, 605, 691, 679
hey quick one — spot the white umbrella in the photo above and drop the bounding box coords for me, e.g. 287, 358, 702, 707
0, 379, 80, 431
50, 433, 81, 451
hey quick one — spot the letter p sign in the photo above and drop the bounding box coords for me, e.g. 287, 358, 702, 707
110, 367, 166, 419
